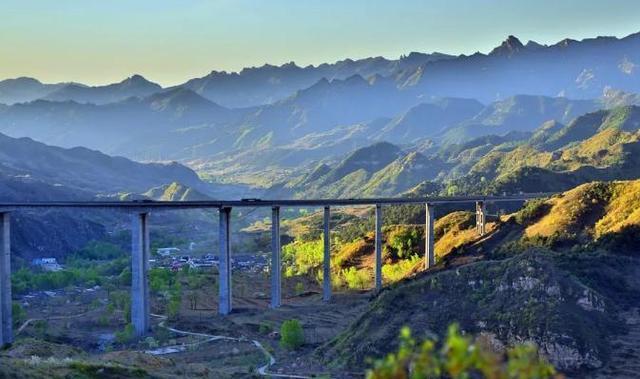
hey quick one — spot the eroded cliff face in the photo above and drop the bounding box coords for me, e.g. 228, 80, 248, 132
318, 251, 640, 374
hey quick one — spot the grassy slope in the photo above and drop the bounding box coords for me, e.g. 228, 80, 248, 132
317, 179, 640, 373
524, 180, 640, 241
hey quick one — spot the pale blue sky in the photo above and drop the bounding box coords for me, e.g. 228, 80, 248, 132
1, 0, 639, 86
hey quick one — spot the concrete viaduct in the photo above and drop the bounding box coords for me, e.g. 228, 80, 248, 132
0, 193, 551, 344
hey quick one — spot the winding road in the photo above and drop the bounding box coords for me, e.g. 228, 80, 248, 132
147, 313, 311, 378
16, 306, 312, 377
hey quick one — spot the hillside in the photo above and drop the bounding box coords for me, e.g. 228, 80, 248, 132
142, 182, 210, 201
373, 98, 485, 144
271, 142, 448, 199
0, 132, 208, 194
522, 181, 640, 245
0, 89, 241, 161
0, 133, 216, 262
441, 95, 598, 144
441, 106, 640, 194
317, 179, 640, 375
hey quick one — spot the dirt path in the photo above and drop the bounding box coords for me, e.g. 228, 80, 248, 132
147, 313, 311, 378
16, 307, 105, 335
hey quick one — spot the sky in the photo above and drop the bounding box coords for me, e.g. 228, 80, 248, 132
1, 0, 639, 86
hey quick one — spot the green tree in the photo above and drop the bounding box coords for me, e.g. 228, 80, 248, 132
282, 238, 324, 277
115, 323, 136, 344
167, 282, 182, 320
367, 324, 558, 379
387, 227, 420, 259
12, 302, 26, 328
280, 319, 305, 350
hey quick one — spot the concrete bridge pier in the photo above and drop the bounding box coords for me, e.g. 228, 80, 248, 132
323, 206, 331, 302
425, 204, 435, 269
476, 201, 486, 236
375, 204, 383, 291
219, 207, 232, 315
0, 212, 12, 345
270, 206, 281, 308
131, 212, 150, 337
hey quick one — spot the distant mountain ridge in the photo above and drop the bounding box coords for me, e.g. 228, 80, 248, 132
0, 77, 68, 105
178, 53, 454, 108
400, 32, 640, 102
3, 30, 638, 109
0, 132, 208, 195
43, 75, 162, 105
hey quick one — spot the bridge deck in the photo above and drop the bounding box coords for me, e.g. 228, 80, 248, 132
0, 192, 555, 210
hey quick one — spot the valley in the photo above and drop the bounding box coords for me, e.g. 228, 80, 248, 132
2, 24, 640, 378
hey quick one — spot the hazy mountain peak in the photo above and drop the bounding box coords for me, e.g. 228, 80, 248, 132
0, 76, 43, 86
343, 74, 368, 86
145, 87, 219, 109
525, 40, 545, 50
281, 61, 300, 69
490, 35, 525, 56
553, 38, 579, 48
119, 74, 157, 87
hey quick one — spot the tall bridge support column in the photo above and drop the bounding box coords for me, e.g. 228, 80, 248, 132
131, 212, 150, 337
0, 212, 12, 345
219, 207, 232, 315
425, 204, 435, 269
476, 201, 486, 236
375, 204, 383, 291
323, 206, 331, 302
270, 207, 281, 308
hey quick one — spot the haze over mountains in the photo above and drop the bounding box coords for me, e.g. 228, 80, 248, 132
1, 31, 640, 196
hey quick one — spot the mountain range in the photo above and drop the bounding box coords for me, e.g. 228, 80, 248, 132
0, 31, 640, 193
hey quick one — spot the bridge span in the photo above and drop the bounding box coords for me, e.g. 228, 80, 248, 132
0, 193, 553, 344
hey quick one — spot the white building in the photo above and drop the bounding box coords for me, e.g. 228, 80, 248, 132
32, 257, 63, 272
157, 247, 180, 257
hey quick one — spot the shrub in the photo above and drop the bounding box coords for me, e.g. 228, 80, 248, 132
167, 295, 181, 320
72, 241, 126, 260
382, 255, 421, 283
12, 302, 26, 328
11, 266, 103, 295
98, 314, 110, 327
294, 282, 305, 295
366, 324, 557, 379
33, 320, 48, 339
149, 268, 175, 293
144, 336, 159, 349
515, 199, 550, 225
342, 267, 371, 290
115, 323, 136, 344
282, 238, 324, 277
386, 226, 421, 259
259, 321, 273, 335
280, 319, 305, 350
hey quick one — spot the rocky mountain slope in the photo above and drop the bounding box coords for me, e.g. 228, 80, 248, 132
318, 179, 640, 376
